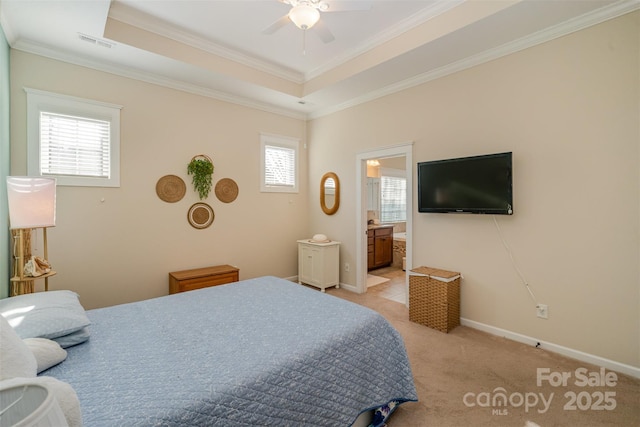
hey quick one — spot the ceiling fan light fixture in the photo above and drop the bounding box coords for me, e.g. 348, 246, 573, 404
310, 0, 330, 11
289, 5, 320, 30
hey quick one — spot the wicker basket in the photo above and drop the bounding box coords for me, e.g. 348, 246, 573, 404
409, 266, 461, 333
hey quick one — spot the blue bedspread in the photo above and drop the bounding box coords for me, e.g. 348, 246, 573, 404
44, 276, 417, 426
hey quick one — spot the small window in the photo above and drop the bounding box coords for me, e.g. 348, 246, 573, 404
26, 88, 122, 187
380, 169, 407, 223
260, 133, 299, 193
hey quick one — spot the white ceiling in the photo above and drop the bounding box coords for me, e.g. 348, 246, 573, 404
0, 0, 636, 118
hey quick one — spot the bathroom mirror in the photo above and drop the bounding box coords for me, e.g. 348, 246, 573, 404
320, 172, 340, 215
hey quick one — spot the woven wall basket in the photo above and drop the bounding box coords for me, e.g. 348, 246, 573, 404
187, 202, 214, 229
156, 175, 186, 203
215, 178, 239, 203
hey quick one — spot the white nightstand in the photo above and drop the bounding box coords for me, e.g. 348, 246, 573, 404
297, 239, 341, 292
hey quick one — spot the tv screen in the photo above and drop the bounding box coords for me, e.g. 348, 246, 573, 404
417, 152, 513, 215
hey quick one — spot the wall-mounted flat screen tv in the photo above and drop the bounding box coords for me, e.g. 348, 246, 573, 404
417, 152, 513, 215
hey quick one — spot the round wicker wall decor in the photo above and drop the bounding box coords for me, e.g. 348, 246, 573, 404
215, 178, 239, 203
187, 203, 214, 229
156, 175, 186, 203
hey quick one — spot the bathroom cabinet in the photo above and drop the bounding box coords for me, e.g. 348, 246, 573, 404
368, 226, 393, 270
297, 239, 340, 292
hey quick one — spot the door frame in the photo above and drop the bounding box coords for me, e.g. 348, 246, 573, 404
355, 142, 413, 304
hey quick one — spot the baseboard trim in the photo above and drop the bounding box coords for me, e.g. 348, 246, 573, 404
461, 318, 640, 379
286, 278, 639, 378
339, 282, 359, 293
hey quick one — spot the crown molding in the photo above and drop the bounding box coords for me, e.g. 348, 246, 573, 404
0, 9, 17, 45
11, 39, 307, 121
308, 0, 640, 119
107, 0, 464, 85
8, 0, 637, 122
107, 2, 305, 85
305, 0, 464, 81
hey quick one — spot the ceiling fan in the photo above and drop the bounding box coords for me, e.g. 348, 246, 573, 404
262, 0, 372, 44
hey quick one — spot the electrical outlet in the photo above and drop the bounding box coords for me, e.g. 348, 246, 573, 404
344, 263, 350, 272
536, 304, 548, 319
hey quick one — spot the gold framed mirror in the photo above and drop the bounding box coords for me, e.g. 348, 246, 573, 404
320, 172, 340, 215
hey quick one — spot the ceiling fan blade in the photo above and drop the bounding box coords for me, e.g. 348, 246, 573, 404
262, 14, 290, 35
324, 1, 372, 12
313, 19, 335, 43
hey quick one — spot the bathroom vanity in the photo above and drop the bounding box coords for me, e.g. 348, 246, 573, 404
367, 225, 393, 270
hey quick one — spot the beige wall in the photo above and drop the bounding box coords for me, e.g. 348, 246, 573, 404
10, 52, 308, 309
8, 11, 639, 369
307, 12, 639, 367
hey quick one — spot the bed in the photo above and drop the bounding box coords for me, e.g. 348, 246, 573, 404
33, 276, 417, 426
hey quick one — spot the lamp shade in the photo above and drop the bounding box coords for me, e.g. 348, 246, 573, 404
6, 177, 57, 229
288, 5, 320, 29
0, 380, 68, 427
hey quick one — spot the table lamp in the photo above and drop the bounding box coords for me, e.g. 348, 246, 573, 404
6, 177, 57, 293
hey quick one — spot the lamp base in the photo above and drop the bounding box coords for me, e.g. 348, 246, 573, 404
10, 271, 57, 296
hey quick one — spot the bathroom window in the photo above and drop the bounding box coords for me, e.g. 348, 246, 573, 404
260, 133, 299, 193
26, 88, 122, 187
380, 171, 406, 223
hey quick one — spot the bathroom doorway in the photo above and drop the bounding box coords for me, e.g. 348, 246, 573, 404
355, 143, 413, 305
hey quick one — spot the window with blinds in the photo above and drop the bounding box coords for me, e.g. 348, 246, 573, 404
260, 134, 299, 193
26, 88, 121, 187
40, 112, 111, 178
380, 175, 407, 223
264, 145, 295, 188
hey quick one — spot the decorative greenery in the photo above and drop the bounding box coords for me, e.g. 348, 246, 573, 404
187, 156, 214, 200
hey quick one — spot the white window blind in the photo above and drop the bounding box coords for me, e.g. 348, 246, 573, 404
40, 112, 111, 178
260, 133, 299, 193
380, 175, 407, 223
264, 144, 295, 188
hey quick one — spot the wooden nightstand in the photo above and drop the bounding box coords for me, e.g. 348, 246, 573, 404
169, 264, 239, 294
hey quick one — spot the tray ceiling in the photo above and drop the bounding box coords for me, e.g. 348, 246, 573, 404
0, 0, 635, 118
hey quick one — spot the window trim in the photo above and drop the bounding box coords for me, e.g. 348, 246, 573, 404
26, 88, 122, 187
260, 133, 299, 193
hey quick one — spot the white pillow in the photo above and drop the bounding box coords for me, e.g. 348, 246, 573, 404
23, 338, 67, 373
0, 376, 83, 427
0, 314, 37, 380
0, 290, 90, 340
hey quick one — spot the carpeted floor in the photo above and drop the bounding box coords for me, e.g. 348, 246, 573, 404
326, 287, 640, 427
